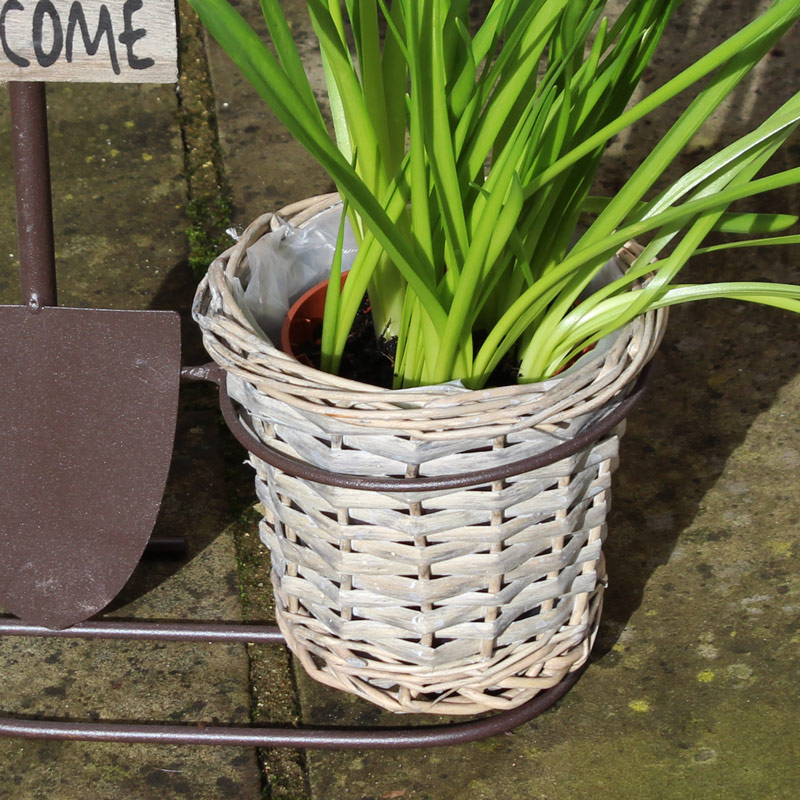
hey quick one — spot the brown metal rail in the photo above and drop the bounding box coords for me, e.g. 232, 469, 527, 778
9, 82, 56, 309
0, 614, 584, 749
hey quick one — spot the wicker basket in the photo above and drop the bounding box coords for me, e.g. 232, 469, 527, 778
193, 195, 667, 715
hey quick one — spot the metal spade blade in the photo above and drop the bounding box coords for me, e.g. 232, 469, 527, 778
0, 306, 181, 629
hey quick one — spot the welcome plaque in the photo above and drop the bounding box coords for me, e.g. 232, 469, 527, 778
0, 0, 177, 82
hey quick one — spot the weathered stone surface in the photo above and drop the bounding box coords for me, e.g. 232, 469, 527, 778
201, 0, 331, 227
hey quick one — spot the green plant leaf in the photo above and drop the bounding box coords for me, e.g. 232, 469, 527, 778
192, 0, 800, 389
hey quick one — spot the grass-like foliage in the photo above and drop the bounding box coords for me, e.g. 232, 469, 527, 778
190, 0, 800, 388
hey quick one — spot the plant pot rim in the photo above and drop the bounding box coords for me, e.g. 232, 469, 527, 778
280, 273, 348, 361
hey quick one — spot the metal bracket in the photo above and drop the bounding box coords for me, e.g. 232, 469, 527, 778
0, 352, 591, 747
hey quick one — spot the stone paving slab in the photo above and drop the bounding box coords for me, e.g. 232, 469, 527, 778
0, 79, 261, 798
201, 0, 331, 228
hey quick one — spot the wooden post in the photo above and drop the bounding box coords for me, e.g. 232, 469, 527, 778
9, 81, 57, 308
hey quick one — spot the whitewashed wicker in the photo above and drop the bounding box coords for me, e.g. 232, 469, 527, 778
193, 195, 667, 715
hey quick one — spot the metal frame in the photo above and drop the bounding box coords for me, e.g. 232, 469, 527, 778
0, 80, 634, 749
0, 615, 585, 749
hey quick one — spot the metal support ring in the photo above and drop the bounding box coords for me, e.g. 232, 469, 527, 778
209, 364, 652, 492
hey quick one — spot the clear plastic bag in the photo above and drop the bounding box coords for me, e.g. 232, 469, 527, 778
234, 206, 357, 343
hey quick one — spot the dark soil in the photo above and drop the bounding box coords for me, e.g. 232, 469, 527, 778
294, 295, 398, 388
294, 296, 523, 389
472, 329, 522, 387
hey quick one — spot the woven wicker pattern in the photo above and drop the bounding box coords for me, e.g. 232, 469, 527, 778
193, 196, 667, 714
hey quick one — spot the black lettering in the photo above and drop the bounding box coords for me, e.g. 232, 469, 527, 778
0, 0, 29, 67
119, 0, 152, 70
32, 0, 62, 67
66, 2, 119, 75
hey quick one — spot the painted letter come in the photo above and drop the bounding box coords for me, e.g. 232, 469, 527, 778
0, 0, 176, 82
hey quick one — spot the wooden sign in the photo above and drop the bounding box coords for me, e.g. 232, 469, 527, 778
0, 0, 177, 83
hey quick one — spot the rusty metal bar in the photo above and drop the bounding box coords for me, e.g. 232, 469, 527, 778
0, 617, 284, 644
0, 666, 584, 749
9, 82, 57, 308
216, 362, 652, 491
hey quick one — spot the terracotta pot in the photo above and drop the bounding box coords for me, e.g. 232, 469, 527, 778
280, 274, 347, 360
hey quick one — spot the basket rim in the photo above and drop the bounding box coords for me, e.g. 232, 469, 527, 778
192, 194, 668, 436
